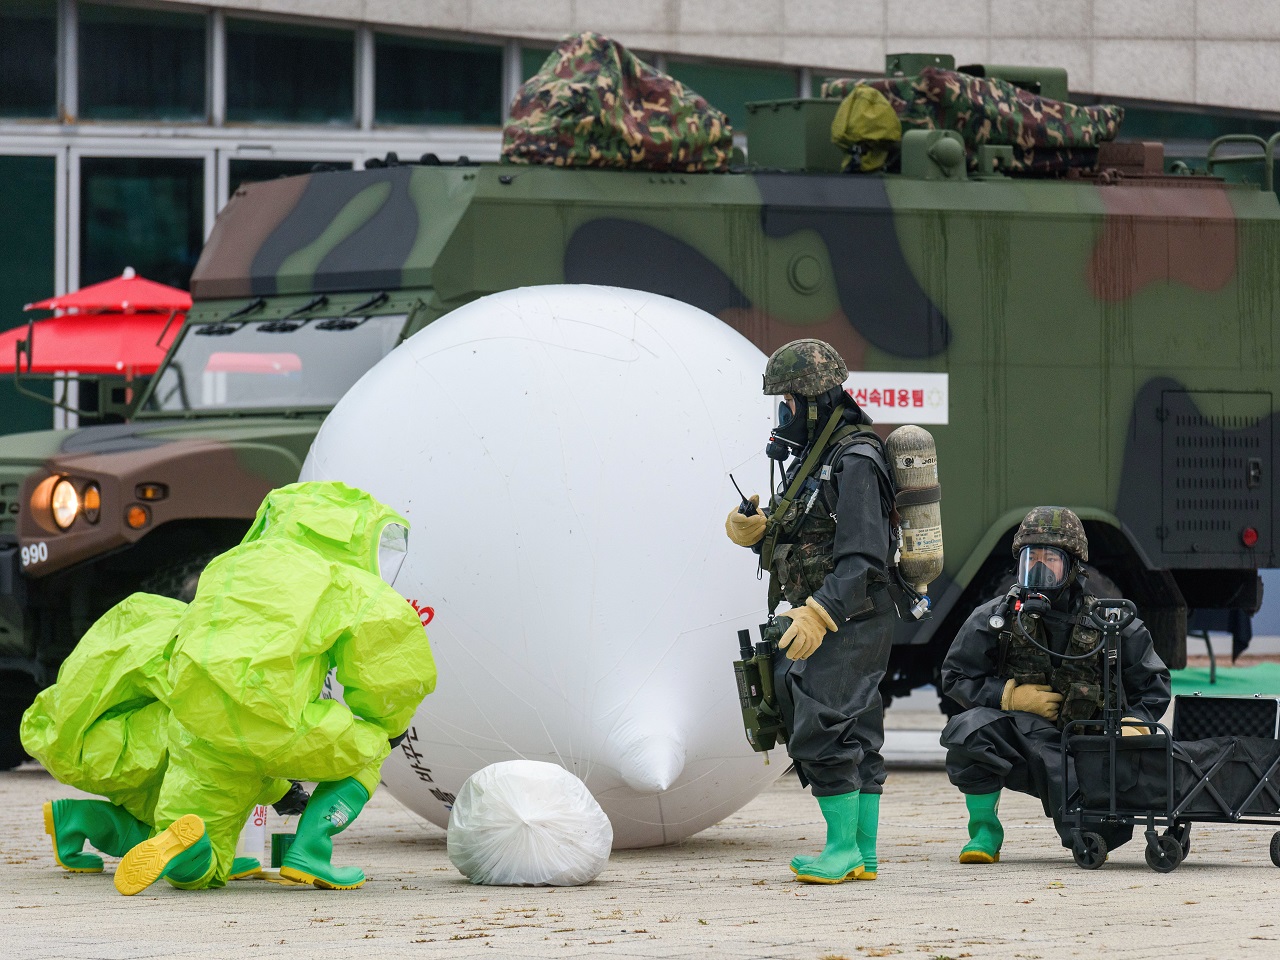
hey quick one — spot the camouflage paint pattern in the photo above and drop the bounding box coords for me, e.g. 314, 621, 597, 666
1012, 506, 1090, 561
1004, 595, 1106, 726
824, 67, 1122, 173
762, 338, 848, 396
502, 31, 734, 173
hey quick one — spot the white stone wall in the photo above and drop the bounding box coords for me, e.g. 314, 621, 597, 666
170, 0, 1280, 110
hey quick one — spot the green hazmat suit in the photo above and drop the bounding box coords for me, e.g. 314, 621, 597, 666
20, 593, 185, 826
152, 481, 436, 889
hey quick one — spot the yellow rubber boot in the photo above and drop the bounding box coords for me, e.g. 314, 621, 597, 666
114, 814, 211, 896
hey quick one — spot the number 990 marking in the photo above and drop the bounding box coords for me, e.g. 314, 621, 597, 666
20, 542, 49, 567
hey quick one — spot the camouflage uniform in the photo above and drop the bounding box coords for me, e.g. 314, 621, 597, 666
503, 31, 734, 173
823, 67, 1122, 175
756, 340, 897, 798
939, 507, 1170, 848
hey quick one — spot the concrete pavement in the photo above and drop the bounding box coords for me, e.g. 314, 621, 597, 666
4, 742, 1280, 960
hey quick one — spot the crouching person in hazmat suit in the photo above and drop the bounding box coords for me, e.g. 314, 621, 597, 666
725, 339, 896, 884
939, 506, 1170, 863
111, 481, 435, 895
21, 597, 309, 880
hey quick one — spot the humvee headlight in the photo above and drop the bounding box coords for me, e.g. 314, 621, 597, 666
51, 479, 79, 530
82, 483, 101, 524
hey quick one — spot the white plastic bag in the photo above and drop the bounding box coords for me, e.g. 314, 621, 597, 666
447, 760, 613, 885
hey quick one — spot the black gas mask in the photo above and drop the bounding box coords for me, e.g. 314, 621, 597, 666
765, 395, 811, 461
1016, 544, 1075, 607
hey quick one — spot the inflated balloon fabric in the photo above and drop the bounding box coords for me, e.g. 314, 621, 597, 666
447, 761, 613, 886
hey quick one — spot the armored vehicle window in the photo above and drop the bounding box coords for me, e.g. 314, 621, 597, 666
79, 3, 206, 121
375, 34, 502, 126
0, 0, 56, 118
666, 60, 797, 130
228, 159, 353, 196
226, 18, 354, 125
141, 314, 405, 414
79, 157, 204, 290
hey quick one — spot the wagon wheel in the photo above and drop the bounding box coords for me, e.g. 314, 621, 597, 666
1072, 831, 1107, 870
1269, 832, 1280, 868
1165, 823, 1191, 859
1145, 834, 1183, 873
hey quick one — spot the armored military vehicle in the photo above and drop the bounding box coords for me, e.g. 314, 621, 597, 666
0, 51, 1274, 767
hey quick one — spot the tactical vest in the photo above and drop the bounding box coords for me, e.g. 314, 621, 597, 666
762, 426, 893, 613
999, 594, 1106, 728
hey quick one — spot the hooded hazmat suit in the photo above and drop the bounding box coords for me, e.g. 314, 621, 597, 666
143, 481, 435, 889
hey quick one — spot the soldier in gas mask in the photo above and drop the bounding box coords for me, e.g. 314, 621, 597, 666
939, 506, 1170, 863
725, 338, 896, 884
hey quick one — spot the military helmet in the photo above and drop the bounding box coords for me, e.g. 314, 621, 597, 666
1011, 506, 1089, 562
762, 339, 847, 397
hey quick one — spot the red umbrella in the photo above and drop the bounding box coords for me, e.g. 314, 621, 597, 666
1, 268, 189, 375
24, 267, 191, 315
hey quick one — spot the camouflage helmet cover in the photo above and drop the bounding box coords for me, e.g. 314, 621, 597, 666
1012, 506, 1089, 562
762, 339, 848, 396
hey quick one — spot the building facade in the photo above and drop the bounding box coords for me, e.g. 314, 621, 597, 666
2, 0, 1279, 432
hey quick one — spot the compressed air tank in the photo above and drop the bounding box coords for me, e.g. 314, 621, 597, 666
885, 425, 944, 593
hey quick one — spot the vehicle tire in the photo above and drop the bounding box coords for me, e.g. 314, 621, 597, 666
1145, 834, 1183, 873
1072, 831, 1107, 870
139, 551, 220, 604
1269, 832, 1280, 868
0, 673, 40, 771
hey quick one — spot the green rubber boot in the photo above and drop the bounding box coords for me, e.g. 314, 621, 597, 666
229, 857, 262, 880
790, 791, 864, 883
114, 814, 213, 895
42, 799, 149, 873
959, 790, 1004, 864
279, 778, 370, 890
855, 792, 880, 880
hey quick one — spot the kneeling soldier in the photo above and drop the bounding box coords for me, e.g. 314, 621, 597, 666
939, 506, 1170, 862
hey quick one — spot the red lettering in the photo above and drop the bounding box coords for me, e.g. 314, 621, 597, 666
407, 598, 435, 627
898, 390, 910, 407
853, 388, 868, 404
912, 390, 924, 407
868, 389, 882, 405
884, 389, 895, 407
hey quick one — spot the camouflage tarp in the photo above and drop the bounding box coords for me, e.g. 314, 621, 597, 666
503, 32, 734, 173
822, 67, 1122, 174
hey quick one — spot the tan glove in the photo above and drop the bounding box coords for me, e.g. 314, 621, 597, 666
777, 597, 839, 661
1121, 716, 1152, 736
724, 494, 766, 547
1001, 680, 1063, 721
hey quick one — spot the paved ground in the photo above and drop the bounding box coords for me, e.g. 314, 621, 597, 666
5, 702, 1280, 960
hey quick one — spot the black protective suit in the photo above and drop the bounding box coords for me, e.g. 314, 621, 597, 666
763, 410, 896, 797
939, 579, 1171, 846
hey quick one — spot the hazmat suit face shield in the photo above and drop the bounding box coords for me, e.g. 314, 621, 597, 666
1016, 545, 1071, 594
376, 522, 409, 588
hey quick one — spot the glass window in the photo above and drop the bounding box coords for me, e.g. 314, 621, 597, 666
79, 157, 204, 290
79, 3, 206, 121
229, 159, 352, 196
0, 0, 57, 118
226, 18, 354, 124
666, 60, 798, 130
141, 314, 406, 414
521, 45, 555, 82
0, 156, 58, 434
375, 34, 502, 126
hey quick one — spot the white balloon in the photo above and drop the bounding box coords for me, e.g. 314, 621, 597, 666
301, 284, 779, 848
